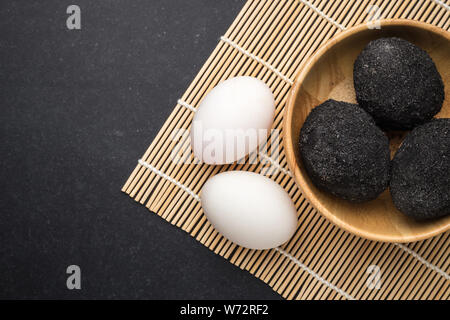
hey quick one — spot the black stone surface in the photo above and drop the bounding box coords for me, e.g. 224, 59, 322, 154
299, 100, 391, 202
390, 119, 450, 220
0, 0, 281, 299
353, 37, 444, 130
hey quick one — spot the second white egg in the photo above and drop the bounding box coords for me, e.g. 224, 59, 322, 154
191, 76, 275, 164
201, 171, 298, 250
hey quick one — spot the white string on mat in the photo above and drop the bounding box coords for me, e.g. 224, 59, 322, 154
298, 0, 346, 30
394, 243, 450, 282
432, 0, 450, 11
275, 247, 355, 300
220, 0, 348, 85
177, 99, 197, 112
259, 152, 293, 177
138, 159, 201, 202
220, 36, 294, 85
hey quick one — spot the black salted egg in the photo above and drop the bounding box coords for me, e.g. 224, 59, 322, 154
299, 99, 390, 202
353, 37, 444, 130
390, 119, 450, 220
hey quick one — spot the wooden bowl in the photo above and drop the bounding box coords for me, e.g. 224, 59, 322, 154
284, 20, 450, 242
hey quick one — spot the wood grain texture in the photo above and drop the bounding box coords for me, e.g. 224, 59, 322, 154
123, 0, 450, 300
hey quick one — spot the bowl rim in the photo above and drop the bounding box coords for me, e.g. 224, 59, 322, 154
283, 19, 450, 242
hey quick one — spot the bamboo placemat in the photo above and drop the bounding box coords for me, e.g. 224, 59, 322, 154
122, 0, 450, 300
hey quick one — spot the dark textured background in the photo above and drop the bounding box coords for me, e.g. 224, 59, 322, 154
0, 0, 280, 299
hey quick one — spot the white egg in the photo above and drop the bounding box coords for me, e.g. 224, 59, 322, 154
191, 76, 275, 164
201, 171, 298, 250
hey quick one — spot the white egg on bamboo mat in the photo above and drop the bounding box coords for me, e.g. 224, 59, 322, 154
191, 76, 275, 164
201, 171, 298, 250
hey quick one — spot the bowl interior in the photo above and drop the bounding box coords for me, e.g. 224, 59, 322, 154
285, 20, 450, 242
